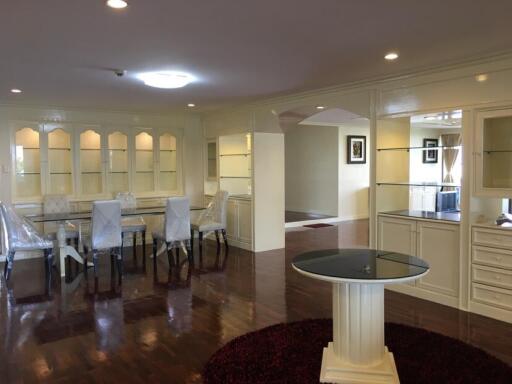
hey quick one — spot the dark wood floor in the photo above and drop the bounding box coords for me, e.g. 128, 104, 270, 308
285, 210, 335, 223
0, 220, 511, 383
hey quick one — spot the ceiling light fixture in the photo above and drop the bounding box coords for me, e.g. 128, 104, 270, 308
106, 0, 128, 9
316, 106, 325, 110
384, 52, 399, 61
475, 74, 488, 82
11, 88, 22, 94
137, 71, 194, 89
187, 103, 196, 108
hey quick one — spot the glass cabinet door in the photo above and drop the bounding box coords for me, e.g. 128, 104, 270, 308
48, 129, 73, 195
160, 133, 177, 191
80, 130, 102, 195
476, 108, 512, 197
108, 132, 129, 194
135, 132, 154, 193
15, 127, 41, 198
207, 140, 217, 180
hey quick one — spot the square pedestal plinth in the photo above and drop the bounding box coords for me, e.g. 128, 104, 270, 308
320, 343, 400, 384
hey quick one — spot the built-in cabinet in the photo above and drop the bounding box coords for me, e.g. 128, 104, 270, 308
219, 133, 252, 196
470, 225, 512, 323
11, 121, 182, 202
378, 214, 460, 306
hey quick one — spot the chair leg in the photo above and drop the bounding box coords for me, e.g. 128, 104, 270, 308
152, 238, 158, 276
4, 251, 15, 281
187, 240, 193, 266
221, 229, 229, 249
215, 230, 221, 252
92, 250, 98, 276
166, 242, 174, 268
132, 232, 137, 262
175, 247, 180, 266
116, 247, 123, 284
121, 232, 124, 263
44, 249, 53, 297
199, 232, 203, 261
142, 231, 146, 269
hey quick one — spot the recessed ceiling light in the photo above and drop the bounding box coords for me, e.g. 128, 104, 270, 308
384, 52, 399, 61
137, 71, 194, 89
316, 106, 325, 110
187, 103, 196, 108
106, 0, 128, 9
476, 74, 488, 82
11, 88, 22, 94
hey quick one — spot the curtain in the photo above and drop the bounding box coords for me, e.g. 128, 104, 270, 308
441, 133, 462, 190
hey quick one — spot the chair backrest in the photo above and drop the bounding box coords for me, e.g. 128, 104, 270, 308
210, 190, 229, 227
91, 200, 122, 250
164, 197, 191, 243
0, 201, 50, 253
43, 194, 71, 214
115, 192, 137, 210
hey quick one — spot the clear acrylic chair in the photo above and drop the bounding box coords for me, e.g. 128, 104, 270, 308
115, 192, 147, 266
0, 202, 53, 281
43, 194, 79, 247
82, 200, 123, 280
191, 190, 229, 257
152, 197, 192, 272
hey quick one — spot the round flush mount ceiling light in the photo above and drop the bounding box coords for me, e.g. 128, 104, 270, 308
106, 0, 128, 9
187, 103, 196, 108
11, 88, 22, 94
316, 105, 325, 110
137, 71, 194, 89
384, 52, 399, 61
475, 74, 488, 82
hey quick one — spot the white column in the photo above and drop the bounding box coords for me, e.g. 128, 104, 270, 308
321, 282, 399, 384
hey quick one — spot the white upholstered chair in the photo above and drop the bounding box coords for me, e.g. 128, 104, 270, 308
191, 190, 229, 257
115, 192, 147, 265
152, 197, 192, 271
43, 194, 79, 246
82, 200, 123, 278
0, 202, 53, 281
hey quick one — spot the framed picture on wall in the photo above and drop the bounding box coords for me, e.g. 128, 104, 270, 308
347, 135, 366, 164
423, 138, 439, 163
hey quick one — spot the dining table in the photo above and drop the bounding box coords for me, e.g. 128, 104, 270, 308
26, 205, 205, 278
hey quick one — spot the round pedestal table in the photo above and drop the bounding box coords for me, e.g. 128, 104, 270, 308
292, 248, 429, 384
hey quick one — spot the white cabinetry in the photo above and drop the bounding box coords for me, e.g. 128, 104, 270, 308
470, 225, 512, 323
205, 195, 252, 251
378, 214, 460, 307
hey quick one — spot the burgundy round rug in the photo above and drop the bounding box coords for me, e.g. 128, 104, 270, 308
203, 319, 511, 384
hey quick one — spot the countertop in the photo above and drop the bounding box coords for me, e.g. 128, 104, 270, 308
380, 210, 461, 223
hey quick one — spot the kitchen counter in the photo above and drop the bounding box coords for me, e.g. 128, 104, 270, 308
380, 210, 461, 223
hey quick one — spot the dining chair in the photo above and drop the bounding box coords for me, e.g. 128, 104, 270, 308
0, 202, 53, 281
191, 190, 229, 257
43, 194, 79, 247
115, 192, 147, 265
82, 200, 123, 280
152, 197, 192, 272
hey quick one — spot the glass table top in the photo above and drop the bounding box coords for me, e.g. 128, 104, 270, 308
25, 206, 205, 223
292, 248, 429, 282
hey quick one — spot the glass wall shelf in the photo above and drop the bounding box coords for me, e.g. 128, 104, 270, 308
220, 153, 250, 157
48, 129, 72, 195
108, 132, 129, 194
160, 133, 177, 191
80, 130, 102, 195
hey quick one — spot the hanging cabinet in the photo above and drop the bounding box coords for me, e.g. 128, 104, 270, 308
11, 123, 182, 202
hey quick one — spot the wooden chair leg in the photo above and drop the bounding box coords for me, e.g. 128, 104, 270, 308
221, 229, 229, 249
116, 247, 123, 284
92, 250, 98, 276
166, 243, 174, 268
199, 232, 203, 261
215, 230, 221, 251
175, 247, 180, 265
132, 232, 137, 261
152, 238, 158, 276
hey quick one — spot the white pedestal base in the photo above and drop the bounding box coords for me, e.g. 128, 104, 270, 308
320, 343, 399, 384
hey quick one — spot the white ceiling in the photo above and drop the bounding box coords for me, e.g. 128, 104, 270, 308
2, 1, 512, 113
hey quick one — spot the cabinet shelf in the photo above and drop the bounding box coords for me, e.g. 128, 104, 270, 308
377, 182, 461, 188
109, 171, 128, 174
109, 148, 127, 152
377, 145, 462, 152
16, 172, 40, 175
81, 171, 102, 174
80, 148, 101, 151
220, 153, 250, 157
20, 147, 40, 150
50, 172, 72, 175
48, 147, 71, 151
220, 176, 251, 179
160, 150, 176, 152
484, 150, 512, 154
136, 170, 154, 173
160, 170, 176, 173
136, 149, 153, 152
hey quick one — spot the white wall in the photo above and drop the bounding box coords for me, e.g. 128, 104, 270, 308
338, 120, 370, 220
285, 124, 338, 216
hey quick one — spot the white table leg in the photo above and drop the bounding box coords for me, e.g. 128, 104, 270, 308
320, 282, 399, 384
57, 223, 86, 278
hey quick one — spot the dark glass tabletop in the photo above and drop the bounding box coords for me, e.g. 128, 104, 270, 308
292, 248, 429, 283
25, 206, 205, 223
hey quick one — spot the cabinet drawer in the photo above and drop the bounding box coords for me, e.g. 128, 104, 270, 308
472, 283, 512, 311
472, 227, 512, 250
472, 246, 512, 270
472, 265, 512, 290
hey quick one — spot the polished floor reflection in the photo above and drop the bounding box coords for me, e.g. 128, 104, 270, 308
0, 220, 511, 383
